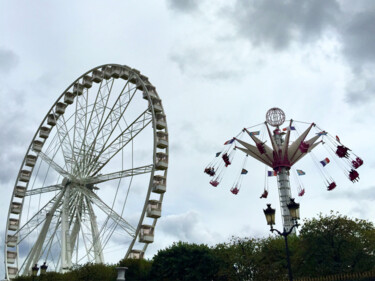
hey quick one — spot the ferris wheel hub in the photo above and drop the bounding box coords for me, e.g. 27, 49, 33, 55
266, 107, 285, 127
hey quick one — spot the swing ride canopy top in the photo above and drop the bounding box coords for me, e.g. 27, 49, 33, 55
4, 64, 169, 280
205, 107, 363, 232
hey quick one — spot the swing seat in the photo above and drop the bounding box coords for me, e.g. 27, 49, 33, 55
327, 182, 336, 191
210, 180, 219, 187
349, 169, 359, 182
230, 187, 239, 195
299, 141, 310, 153
352, 160, 360, 169
336, 145, 349, 158
222, 153, 231, 166
204, 167, 216, 176
256, 143, 266, 154
260, 190, 268, 198
298, 189, 305, 197
356, 157, 363, 167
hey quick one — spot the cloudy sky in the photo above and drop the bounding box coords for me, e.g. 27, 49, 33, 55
1, 0, 375, 276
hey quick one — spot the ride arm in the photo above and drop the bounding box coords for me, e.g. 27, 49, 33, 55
79, 187, 136, 237
83, 164, 154, 185
235, 138, 273, 166
25, 184, 63, 197
288, 123, 315, 162
38, 151, 71, 179
290, 135, 322, 165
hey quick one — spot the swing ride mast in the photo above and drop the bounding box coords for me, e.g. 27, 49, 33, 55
235, 108, 322, 232
207, 107, 363, 234
273, 128, 294, 232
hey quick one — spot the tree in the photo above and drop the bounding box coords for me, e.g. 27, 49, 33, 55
117, 258, 152, 280
213, 236, 260, 281
297, 211, 375, 277
149, 241, 220, 281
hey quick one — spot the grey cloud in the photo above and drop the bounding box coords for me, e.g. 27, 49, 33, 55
231, 0, 341, 50
340, 5, 375, 70
170, 50, 241, 80
158, 211, 222, 243
0, 89, 32, 184
0, 48, 19, 73
345, 73, 375, 104
167, 0, 199, 13
329, 186, 375, 201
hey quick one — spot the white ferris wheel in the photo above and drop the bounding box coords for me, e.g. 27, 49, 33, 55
4, 64, 168, 279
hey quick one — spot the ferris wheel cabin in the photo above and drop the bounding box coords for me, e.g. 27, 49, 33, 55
129, 250, 144, 259
139, 225, 154, 243
146, 200, 162, 219
152, 175, 166, 194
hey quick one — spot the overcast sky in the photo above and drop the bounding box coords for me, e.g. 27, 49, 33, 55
1, 0, 375, 276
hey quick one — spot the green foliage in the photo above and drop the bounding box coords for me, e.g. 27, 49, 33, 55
150, 241, 220, 281
213, 236, 260, 281
118, 258, 152, 280
13, 263, 117, 281
12, 212, 375, 281
297, 211, 375, 277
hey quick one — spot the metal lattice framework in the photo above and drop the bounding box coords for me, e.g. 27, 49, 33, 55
4, 64, 168, 280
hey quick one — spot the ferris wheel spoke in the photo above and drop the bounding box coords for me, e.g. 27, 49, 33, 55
55, 115, 80, 175
74, 82, 110, 177
75, 80, 117, 177
84, 197, 104, 263
78, 187, 136, 237
72, 92, 106, 177
88, 109, 153, 176
81, 84, 138, 177
14, 191, 64, 245
83, 164, 153, 185
38, 151, 71, 178
44, 216, 61, 260
74, 203, 94, 264
25, 184, 63, 197
21, 191, 65, 275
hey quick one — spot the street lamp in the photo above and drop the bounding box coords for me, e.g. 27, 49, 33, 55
31, 264, 39, 281
40, 262, 48, 276
263, 199, 300, 281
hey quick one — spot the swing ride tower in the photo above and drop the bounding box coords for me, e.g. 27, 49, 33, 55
269, 109, 295, 232
205, 107, 363, 233
235, 108, 322, 232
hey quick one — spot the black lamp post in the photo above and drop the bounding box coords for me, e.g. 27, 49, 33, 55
31, 264, 39, 281
263, 198, 300, 281
40, 262, 48, 279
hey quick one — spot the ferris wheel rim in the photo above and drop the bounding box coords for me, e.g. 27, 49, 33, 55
4, 64, 168, 279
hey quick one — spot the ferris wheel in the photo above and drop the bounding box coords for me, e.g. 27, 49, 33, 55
4, 64, 168, 279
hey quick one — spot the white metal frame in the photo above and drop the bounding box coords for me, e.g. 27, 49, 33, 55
4, 64, 168, 280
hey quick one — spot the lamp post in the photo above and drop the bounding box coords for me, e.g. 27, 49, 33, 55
263, 198, 300, 281
40, 262, 48, 279
31, 264, 39, 281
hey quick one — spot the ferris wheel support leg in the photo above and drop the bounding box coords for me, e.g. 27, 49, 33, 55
277, 168, 295, 233
22, 191, 65, 275
85, 197, 104, 264
61, 186, 72, 272
69, 200, 83, 260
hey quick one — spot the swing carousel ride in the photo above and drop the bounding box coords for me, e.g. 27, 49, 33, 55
204, 108, 363, 231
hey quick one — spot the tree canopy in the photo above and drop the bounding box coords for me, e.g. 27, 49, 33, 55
13, 212, 375, 281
